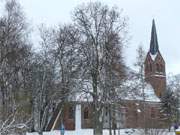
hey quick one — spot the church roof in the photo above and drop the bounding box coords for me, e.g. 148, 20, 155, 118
150, 19, 159, 55
68, 77, 161, 103
119, 78, 161, 102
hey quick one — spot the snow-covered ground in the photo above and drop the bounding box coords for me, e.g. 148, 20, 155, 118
27, 129, 176, 135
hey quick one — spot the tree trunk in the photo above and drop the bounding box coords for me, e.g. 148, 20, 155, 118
33, 92, 40, 132
109, 104, 112, 135
92, 74, 103, 135
1, 86, 6, 121
94, 109, 103, 135
93, 103, 103, 135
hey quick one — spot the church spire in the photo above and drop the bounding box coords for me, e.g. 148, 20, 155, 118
150, 19, 159, 55
145, 19, 166, 97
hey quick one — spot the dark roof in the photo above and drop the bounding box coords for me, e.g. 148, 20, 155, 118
150, 19, 159, 55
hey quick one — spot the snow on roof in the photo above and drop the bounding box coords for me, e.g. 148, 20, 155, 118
69, 80, 93, 102
117, 78, 160, 102
73, 91, 93, 102
150, 52, 157, 61
68, 77, 160, 103
144, 84, 160, 102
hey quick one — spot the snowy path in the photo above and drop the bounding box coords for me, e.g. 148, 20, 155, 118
27, 129, 176, 135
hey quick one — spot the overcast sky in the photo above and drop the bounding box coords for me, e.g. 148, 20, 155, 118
6, 0, 180, 75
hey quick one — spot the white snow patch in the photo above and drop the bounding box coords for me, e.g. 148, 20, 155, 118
26, 129, 175, 135
144, 84, 161, 102
150, 53, 157, 61
119, 79, 161, 102
151, 74, 166, 78
69, 80, 93, 102
137, 109, 141, 113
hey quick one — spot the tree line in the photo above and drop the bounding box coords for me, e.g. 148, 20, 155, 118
0, 1, 179, 135
0, 1, 129, 135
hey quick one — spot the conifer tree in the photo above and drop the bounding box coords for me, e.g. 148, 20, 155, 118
161, 88, 179, 131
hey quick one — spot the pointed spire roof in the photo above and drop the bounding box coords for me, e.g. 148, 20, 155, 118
150, 19, 159, 55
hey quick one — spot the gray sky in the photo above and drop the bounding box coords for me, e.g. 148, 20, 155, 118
16, 0, 180, 74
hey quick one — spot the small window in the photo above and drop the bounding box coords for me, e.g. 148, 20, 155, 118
149, 64, 152, 72
146, 64, 149, 72
68, 106, 75, 119
84, 107, 89, 119
156, 64, 160, 72
160, 64, 164, 72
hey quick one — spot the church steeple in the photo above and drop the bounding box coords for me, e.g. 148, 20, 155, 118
144, 19, 166, 97
150, 19, 159, 55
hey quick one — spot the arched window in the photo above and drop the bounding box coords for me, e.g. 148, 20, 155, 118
68, 106, 75, 119
156, 64, 160, 72
84, 107, 89, 119
149, 63, 152, 72
160, 64, 164, 72
146, 64, 149, 72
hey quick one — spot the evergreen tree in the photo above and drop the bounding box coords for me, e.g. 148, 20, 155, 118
161, 88, 179, 131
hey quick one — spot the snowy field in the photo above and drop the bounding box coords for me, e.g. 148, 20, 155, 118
27, 129, 176, 135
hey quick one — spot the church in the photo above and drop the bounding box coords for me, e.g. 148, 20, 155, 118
45, 19, 167, 131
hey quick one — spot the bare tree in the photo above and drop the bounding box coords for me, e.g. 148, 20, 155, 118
0, 0, 32, 134
0, 106, 31, 135
72, 2, 128, 135
133, 45, 148, 133
101, 31, 126, 135
52, 24, 81, 103
30, 54, 55, 134
29, 26, 57, 134
30, 24, 81, 134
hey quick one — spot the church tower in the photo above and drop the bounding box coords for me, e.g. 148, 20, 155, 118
144, 19, 166, 97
